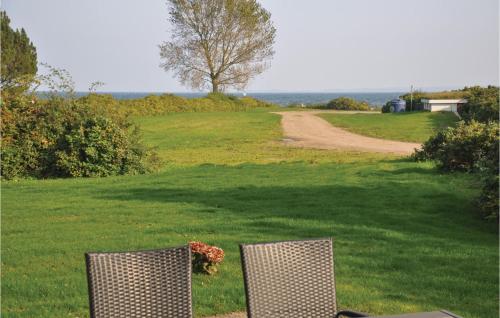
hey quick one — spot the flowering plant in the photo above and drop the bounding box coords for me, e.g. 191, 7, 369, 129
189, 241, 225, 275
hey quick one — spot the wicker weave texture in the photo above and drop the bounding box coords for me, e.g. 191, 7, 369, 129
86, 246, 192, 318
240, 238, 337, 318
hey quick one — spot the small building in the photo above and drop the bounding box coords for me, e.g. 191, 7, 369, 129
421, 99, 467, 112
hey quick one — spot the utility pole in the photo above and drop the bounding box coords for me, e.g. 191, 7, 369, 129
410, 85, 414, 112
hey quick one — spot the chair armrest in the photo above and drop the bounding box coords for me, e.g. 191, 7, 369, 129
335, 310, 370, 318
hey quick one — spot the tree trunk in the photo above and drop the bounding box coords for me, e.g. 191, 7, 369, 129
211, 77, 219, 93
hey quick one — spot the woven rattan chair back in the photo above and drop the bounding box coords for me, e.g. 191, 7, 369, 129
85, 245, 192, 318
240, 238, 337, 318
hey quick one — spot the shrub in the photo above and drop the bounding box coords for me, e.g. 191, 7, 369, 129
54, 117, 155, 177
476, 132, 499, 220
189, 241, 225, 275
325, 97, 370, 111
381, 101, 391, 113
1, 93, 57, 179
1, 93, 160, 179
414, 121, 498, 171
478, 167, 499, 221
414, 120, 499, 221
459, 86, 499, 123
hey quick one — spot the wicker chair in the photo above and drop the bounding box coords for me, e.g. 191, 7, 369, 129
85, 245, 192, 318
240, 238, 368, 318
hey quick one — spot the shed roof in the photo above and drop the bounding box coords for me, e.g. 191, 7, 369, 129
421, 99, 467, 104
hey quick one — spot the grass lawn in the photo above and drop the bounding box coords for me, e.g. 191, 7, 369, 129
2, 111, 498, 318
318, 112, 458, 143
136, 111, 391, 165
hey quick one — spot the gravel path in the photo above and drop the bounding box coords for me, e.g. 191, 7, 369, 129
275, 110, 421, 155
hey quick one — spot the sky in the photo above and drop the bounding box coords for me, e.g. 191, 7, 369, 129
3, 0, 499, 92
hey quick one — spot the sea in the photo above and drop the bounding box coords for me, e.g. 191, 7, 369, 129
73, 92, 404, 107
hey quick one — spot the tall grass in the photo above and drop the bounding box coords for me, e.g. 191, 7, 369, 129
78, 92, 277, 117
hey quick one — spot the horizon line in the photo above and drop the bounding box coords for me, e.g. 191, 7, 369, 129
64, 87, 470, 94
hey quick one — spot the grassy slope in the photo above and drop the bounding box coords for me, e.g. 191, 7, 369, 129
136, 111, 389, 165
318, 112, 458, 143
2, 111, 498, 318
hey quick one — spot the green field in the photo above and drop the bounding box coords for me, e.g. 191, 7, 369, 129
2, 111, 498, 318
136, 111, 389, 165
318, 112, 458, 143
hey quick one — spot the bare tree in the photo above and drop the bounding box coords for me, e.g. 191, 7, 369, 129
160, 0, 276, 92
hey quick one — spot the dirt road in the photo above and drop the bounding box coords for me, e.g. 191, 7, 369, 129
274, 111, 421, 155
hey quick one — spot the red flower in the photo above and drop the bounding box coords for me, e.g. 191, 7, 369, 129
189, 241, 224, 264
205, 245, 224, 263
189, 241, 209, 254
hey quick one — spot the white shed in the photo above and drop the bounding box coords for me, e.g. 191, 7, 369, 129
421, 99, 467, 112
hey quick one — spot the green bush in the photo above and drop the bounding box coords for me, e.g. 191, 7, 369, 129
476, 130, 499, 220
54, 117, 154, 177
1, 93, 160, 179
459, 86, 499, 123
414, 121, 498, 171
324, 97, 370, 111
414, 121, 499, 220
478, 165, 499, 221
381, 101, 391, 113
